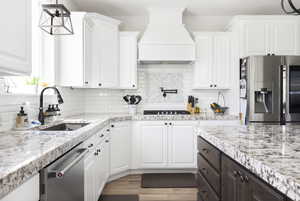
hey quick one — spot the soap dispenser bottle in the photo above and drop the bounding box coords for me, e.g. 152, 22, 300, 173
16, 106, 28, 128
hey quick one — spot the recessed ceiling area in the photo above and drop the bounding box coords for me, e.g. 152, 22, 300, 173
73, 0, 284, 16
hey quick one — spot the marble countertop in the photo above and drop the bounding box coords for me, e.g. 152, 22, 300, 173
197, 125, 300, 201
0, 113, 238, 199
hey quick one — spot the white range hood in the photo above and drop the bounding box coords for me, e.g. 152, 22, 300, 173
138, 7, 195, 63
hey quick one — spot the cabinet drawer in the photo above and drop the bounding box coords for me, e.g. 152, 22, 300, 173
197, 154, 220, 195
198, 137, 221, 172
196, 172, 219, 201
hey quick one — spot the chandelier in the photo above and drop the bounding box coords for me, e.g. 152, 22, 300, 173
281, 0, 300, 15
39, 0, 74, 35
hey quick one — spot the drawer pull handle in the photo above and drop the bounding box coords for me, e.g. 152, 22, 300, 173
202, 148, 209, 153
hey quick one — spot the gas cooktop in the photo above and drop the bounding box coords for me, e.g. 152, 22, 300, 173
143, 110, 191, 115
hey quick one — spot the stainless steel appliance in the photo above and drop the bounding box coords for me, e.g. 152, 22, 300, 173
40, 142, 89, 201
240, 56, 300, 124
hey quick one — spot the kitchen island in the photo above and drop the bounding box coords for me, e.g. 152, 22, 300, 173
197, 125, 300, 201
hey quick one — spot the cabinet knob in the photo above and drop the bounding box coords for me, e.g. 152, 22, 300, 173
105, 140, 109, 143
272, 53, 275, 56
214, 84, 217, 87
169, 123, 172, 125
267, 53, 271, 56
132, 84, 136, 88
210, 84, 213, 88
85, 81, 89, 84
100, 134, 104, 138
88, 144, 93, 148
97, 149, 101, 152
233, 170, 239, 177
94, 152, 98, 156
98, 83, 102, 87
111, 125, 115, 128
106, 129, 110, 132
165, 123, 168, 125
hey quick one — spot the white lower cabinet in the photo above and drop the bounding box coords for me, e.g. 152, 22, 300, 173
0, 174, 39, 201
168, 122, 197, 168
140, 122, 168, 168
84, 133, 110, 201
110, 122, 132, 175
139, 121, 197, 169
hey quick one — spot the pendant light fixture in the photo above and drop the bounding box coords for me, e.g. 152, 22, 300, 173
39, 0, 74, 35
281, 0, 300, 15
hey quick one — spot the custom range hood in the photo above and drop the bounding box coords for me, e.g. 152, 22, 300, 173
138, 7, 195, 64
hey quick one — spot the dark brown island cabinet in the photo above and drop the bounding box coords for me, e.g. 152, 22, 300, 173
197, 136, 292, 201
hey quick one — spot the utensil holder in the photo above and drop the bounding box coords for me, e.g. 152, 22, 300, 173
128, 105, 137, 115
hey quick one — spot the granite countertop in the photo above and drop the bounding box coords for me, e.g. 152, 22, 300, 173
197, 125, 300, 201
0, 113, 238, 199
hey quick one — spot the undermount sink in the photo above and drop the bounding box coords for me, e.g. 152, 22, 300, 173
40, 123, 90, 131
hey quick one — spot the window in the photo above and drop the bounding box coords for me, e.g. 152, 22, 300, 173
2, 0, 56, 95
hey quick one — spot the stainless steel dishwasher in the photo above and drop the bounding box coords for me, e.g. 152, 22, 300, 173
40, 142, 89, 201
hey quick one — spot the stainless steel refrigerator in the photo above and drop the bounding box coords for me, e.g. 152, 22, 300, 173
240, 56, 300, 125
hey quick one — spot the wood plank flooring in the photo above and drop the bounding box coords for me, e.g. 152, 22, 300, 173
102, 175, 198, 201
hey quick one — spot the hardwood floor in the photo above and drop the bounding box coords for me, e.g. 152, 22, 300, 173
102, 175, 198, 201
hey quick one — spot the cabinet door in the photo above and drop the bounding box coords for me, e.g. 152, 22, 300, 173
140, 122, 168, 168
222, 156, 245, 201
57, 13, 85, 87
84, 153, 97, 201
213, 34, 231, 89
83, 20, 94, 87
110, 122, 131, 175
94, 21, 119, 88
119, 32, 138, 89
193, 35, 213, 89
0, 0, 32, 75
272, 20, 298, 56
168, 121, 197, 168
1, 174, 39, 201
242, 21, 269, 56
248, 174, 285, 201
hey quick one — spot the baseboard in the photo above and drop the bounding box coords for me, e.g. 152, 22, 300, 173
108, 168, 197, 182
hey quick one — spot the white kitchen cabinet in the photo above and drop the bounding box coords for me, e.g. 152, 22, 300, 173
0, 174, 39, 201
119, 32, 139, 89
57, 12, 94, 87
0, 0, 32, 75
193, 32, 231, 90
110, 122, 132, 175
229, 16, 300, 57
57, 12, 121, 88
92, 15, 120, 88
139, 121, 196, 169
140, 122, 168, 168
168, 121, 197, 168
84, 129, 110, 201
84, 153, 97, 201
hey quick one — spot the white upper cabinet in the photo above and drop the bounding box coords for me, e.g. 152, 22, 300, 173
229, 16, 300, 57
56, 12, 120, 88
119, 32, 139, 89
0, 0, 32, 75
57, 12, 95, 87
193, 32, 231, 90
93, 16, 120, 88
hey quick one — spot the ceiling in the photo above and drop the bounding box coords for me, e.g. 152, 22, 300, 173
73, 0, 285, 16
